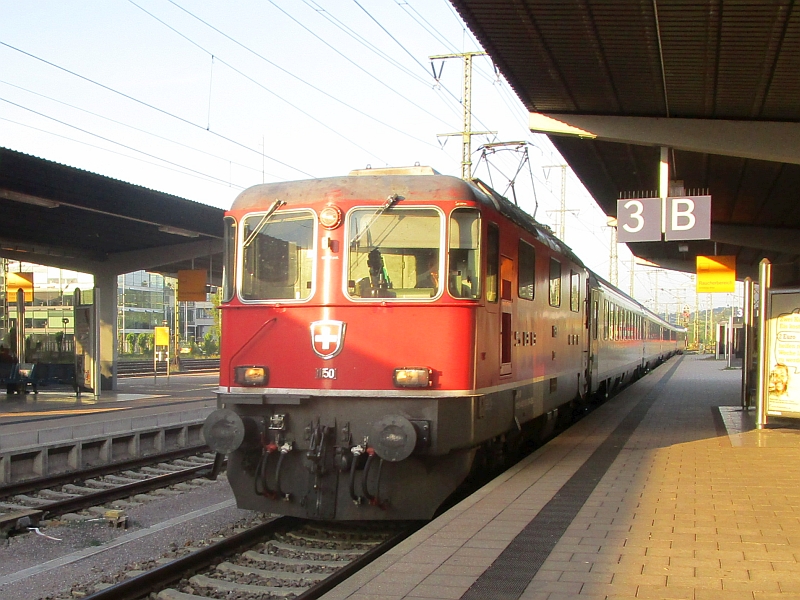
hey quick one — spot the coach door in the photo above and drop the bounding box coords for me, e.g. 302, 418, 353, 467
587, 287, 600, 395
500, 256, 513, 376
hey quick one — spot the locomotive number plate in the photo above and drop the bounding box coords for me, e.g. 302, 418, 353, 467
315, 367, 337, 380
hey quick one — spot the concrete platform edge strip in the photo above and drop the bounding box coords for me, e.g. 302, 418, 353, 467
0, 410, 214, 484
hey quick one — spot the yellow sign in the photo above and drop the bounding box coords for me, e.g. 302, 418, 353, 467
177, 270, 207, 302
154, 326, 170, 347
6, 272, 33, 302
696, 255, 735, 293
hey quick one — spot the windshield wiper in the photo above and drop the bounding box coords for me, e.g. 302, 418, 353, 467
243, 199, 286, 248
350, 194, 404, 247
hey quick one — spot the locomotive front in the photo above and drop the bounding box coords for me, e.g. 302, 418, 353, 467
204, 168, 488, 520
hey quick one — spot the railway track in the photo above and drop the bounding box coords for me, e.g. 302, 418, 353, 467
117, 358, 220, 377
0, 448, 223, 537
83, 517, 418, 600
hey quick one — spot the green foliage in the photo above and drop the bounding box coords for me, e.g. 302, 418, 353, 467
202, 330, 219, 356
126, 332, 137, 354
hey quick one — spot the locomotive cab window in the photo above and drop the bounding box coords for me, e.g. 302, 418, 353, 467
347, 207, 443, 300
486, 223, 499, 303
222, 216, 236, 302
448, 208, 481, 299
518, 240, 535, 301
240, 210, 315, 301
549, 258, 561, 307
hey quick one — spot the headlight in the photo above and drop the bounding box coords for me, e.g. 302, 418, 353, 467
235, 365, 268, 386
393, 367, 431, 388
319, 205, 342, 229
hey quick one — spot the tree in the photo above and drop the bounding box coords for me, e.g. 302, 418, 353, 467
126, 332, 137, 354
202, 331, 218, 356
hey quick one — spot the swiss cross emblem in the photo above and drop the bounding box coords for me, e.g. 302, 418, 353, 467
310, 320, 346, 359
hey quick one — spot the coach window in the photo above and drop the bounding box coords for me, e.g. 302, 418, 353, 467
518, 240, 535, 301
569, 270, 580, 312
448, 209, 481, 299
241, 210, 314, 301
603, 300, 609, 340
347, 207, 442, 300
486, 223, 499, 303
549, 258, 561, 307
222, 216, 236, 302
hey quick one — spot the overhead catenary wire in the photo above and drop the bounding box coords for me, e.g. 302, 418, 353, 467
0, 116, 247, 190
351, 0, 495, 136
0, 40, 315, 178
162, 0, 443, 149
128, 0, 394, 163
299, 0, 465, 126
0, 79, 277, 180
0, 97, 246, 189
262, 0, 453, 132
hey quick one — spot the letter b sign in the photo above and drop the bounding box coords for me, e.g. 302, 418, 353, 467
665, 195, 710, 241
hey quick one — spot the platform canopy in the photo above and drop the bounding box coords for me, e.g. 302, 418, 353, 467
0, 147, 224, 281
450, 0, 800, 282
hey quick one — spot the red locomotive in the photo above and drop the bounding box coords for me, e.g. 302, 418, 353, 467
203, 166, 683, 520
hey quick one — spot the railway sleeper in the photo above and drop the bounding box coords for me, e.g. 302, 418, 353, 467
189, 574, 306, 596
242, 549, 342, 569
216, 561, 329, 582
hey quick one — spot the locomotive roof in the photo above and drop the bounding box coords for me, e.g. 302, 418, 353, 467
231, 171, 585, 268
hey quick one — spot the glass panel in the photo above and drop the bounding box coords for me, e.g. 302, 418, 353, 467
448, 209, 481, 299
570, 270, 580, 312
347, 208, 442, 300
486, 223, 499, 303
241, 211, 314, 301
518, 240, 535, 301
222, 217, 236, 302
549, 258, 561, 307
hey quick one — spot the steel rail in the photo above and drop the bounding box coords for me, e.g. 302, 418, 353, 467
0, 444, 210, 497
83, 516, 300, 600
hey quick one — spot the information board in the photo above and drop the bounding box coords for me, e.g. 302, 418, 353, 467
766, 289, 800, 418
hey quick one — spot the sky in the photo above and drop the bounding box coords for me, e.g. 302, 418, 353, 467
0, 0, 723, 317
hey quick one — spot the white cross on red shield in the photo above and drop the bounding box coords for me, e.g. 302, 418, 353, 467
310, 320, 346, 359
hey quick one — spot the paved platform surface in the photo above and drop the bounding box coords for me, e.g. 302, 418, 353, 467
323, 354, 800, 600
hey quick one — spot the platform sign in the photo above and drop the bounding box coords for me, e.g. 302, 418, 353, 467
5, 272, 33, 302
616, 198, 662, 242
765, 289, 800, 418
617, 195, 711, 243
155, 326, 170, 347
177, 270, 207, 302
696, 255, 735, 293
664, 195, 711, 241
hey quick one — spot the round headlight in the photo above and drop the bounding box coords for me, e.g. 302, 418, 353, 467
319, 205, 342, 229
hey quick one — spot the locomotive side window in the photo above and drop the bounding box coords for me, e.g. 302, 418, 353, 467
241, 210, 315, 301
486, 223, 499, 303
346, 207, 442, 300
569, 270, 580, 312
448, 209, 481, 299
518, 240, 535, 301
549, 258, 561, 307
222, 216, 236, 302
